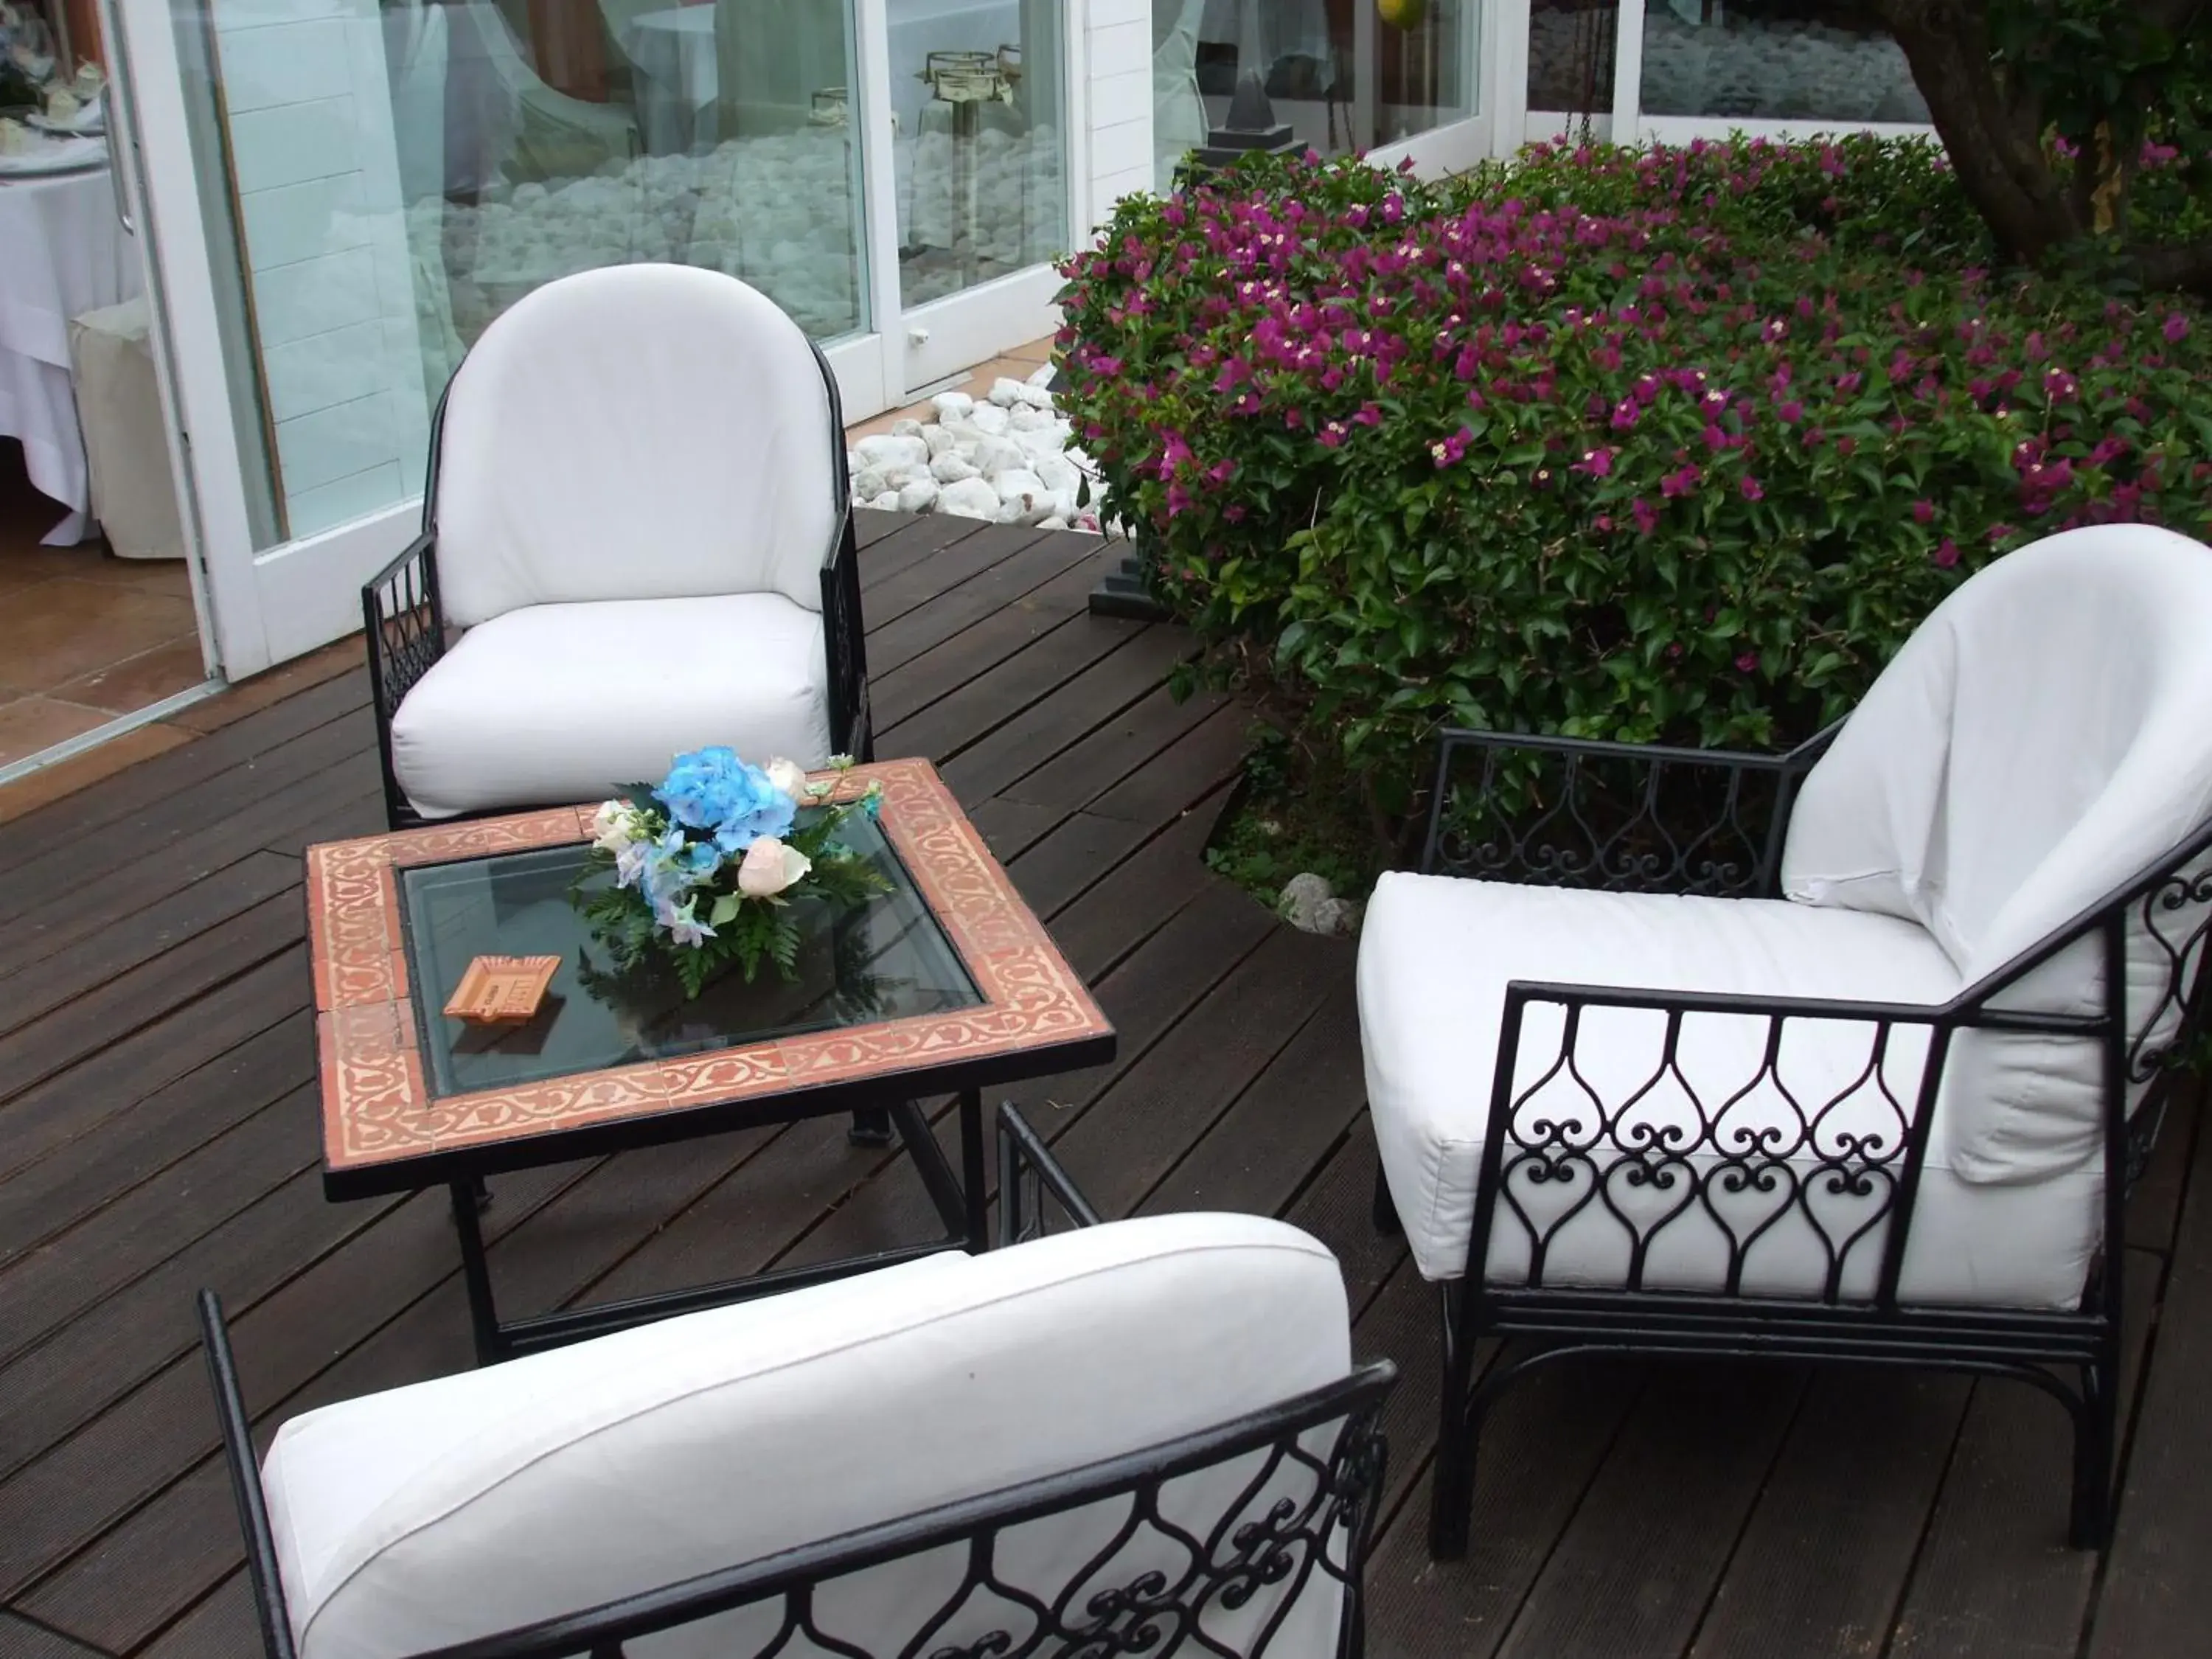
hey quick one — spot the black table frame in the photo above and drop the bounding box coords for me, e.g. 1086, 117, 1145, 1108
439, 1086, 998, 1366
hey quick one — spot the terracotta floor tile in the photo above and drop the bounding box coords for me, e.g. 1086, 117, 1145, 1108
1004, 335, 1056, 363
0, 720, 190, 823
0, 697, 113, 766
0, 580, 200, 689
170, 633, 363, 733
53, 635, 211, 716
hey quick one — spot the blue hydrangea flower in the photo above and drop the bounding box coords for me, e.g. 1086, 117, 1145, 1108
655, 747, 796, 852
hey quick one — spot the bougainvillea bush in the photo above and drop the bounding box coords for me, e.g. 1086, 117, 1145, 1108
1054, 136, 2212, 814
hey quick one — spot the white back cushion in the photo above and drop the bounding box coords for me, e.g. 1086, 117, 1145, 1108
1782, 525, 2212, 1180
264, 1214, 1352, 1659
433, 264, 837, 627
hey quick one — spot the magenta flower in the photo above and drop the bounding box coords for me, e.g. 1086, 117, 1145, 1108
1632, 498, 1659, 535
1913, 500, 1935, 524
1736, 651, 1759, 673
1610, 399, 1641, 431
1660, 465, 1702, 498
1572, 447, 1615, 478
1776, 400, 1803, 425
1933, 539, 1961, 568
1318, 422, 1347, 449
2166, 313, 2193, 344
1739, 475, 1764, 501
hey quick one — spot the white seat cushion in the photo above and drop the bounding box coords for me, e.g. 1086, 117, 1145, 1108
391, 591, 832, 819
261, 1214, 1352, 1659
1359, 873, 2101, 1310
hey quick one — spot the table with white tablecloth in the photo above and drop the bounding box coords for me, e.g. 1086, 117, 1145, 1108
0, 161, 143, 545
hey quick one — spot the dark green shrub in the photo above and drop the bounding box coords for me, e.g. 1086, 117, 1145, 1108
1054, 138, 2211, 808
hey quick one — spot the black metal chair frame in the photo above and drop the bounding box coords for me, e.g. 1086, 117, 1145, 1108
361, 334, 870, 832
204, 1105, 1399, 1659
1385, 723, 2212, 1560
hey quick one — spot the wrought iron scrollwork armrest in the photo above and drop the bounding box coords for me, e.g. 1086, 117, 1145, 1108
998, 1102, 1102, 1247
1419, 722, 1841, 897
362, 533, 446, 829
1472, 977, 2104, 1305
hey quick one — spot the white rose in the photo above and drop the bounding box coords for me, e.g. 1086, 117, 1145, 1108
764, 757, 809, 802
591, 799, 640, 852
737, 836, 813, 898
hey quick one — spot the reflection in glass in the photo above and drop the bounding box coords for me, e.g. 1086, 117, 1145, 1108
1639, 0, 1929, 124
1527, 0, 1615, 115
1152, 0, 1476, 190
400, 813, 982, 1097
180, 0, 867, 542
889, 1, 1068, 310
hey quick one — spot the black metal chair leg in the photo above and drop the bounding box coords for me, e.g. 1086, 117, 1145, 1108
1428, 1282, 1478, 1560
1372, 1162, 1402, 1237
848, 1106, 894, 1146
2070, 1363, 2117, 1548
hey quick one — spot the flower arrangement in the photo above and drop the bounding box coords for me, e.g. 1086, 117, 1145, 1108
576, 748, 889, 997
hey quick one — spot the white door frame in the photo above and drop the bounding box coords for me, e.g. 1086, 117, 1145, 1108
1368, 0, 1508, 176
858, 0, 1080, 397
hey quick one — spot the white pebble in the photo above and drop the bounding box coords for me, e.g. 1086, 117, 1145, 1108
852, 467, 886, 500
1009, 404, 1056, 433
938, 476, 1001, 518
988, 377, 1029, 408
1039, 515, 1068, 529
931, 453, 980, 484
967, 404, 1011, 437
869, 491, 901, 511
891, 418, 925, 439
897, 479, 940, 513
855, 434, 928, 470
931, 391, 975, 421
924, 425, 957, 457
1026, 364, 1057, 388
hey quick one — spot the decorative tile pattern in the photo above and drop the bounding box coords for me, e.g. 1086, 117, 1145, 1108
307, 760, 1113, 1183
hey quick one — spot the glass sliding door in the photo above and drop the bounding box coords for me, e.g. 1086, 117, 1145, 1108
178, 0, 869, 546
877, 0, 1067, 390
1153, 0, 1492, 189
107, 0, 872, 675
1638, 0, 1927, 127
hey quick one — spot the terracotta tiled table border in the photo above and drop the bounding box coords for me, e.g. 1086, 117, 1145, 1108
306, 759, 1113, 1194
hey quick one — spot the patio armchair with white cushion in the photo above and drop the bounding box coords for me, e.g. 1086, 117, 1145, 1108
362, 262, 869, 829
203, 1105, 1398, 1659
1358, 524, 2212, 1559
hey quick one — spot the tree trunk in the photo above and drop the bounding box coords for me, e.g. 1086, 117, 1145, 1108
1869, 0, 2083, 259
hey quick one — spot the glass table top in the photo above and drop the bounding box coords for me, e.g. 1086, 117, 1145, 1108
397, 810, 982, 1097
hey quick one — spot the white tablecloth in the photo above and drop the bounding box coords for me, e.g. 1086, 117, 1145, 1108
0, 162, 143, 545
622, 0, 1020, 155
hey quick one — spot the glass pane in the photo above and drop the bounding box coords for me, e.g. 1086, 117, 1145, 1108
1154, 0, 1476, 187
1528, 0, 1616, 114
889, 0, 1068, 309
171, 0, 868, 545
399, 811, 982, 1097
1639, 0, 1929, 124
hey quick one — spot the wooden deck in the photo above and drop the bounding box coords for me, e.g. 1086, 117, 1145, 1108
1, 512, 2208, 1658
